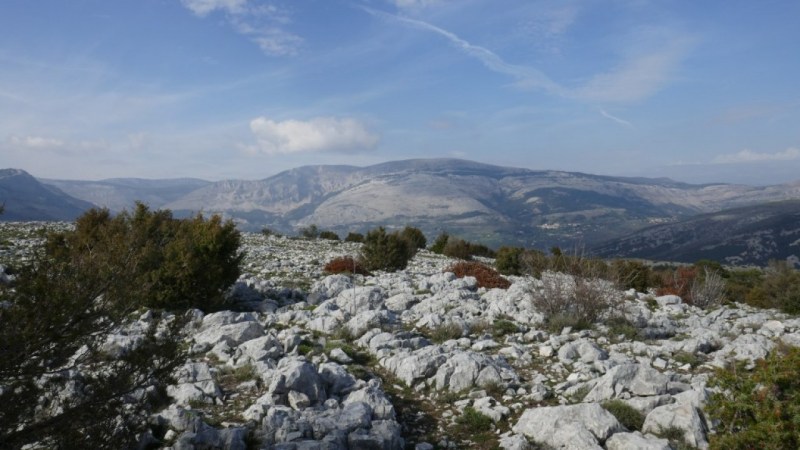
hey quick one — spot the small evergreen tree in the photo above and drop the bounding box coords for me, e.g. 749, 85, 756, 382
495, 246, 524, 275
401, 226, 427, 249
344, 232, 364, 243
430, 232, 449, 254
360, 227, 415, 272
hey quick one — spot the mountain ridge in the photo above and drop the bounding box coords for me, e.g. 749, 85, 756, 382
4, 159, 800, 256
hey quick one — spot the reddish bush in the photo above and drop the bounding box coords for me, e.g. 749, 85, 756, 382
447, 261, 511, 289
324, 256, 371, 276
656, 266, 697, 302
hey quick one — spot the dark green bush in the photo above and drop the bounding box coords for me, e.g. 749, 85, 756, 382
443, 238, 472, 260
400, 226, 427, 249
0, 204, 217, 447
319, 230, 340, 241
495, 246, 524, 275
344, 232, 364, 243
456, 407, 493, 432
46, 203, 242, 312
439, 237, 495, 260
746, 261, 800, 314
359, 227, 415, 272
706, 344, 800, 449
299, 224, 320, 239
611, 259, 652, 292
430, 231, 449, 254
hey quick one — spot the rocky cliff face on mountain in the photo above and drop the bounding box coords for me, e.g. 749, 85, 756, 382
592, 200, 800, 267
3, 223, 798, 449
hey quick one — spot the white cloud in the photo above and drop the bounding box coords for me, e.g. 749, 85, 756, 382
249, 117, 380, 154
712, 148, 800, 164
9, 135, 64, 149
180, 0, 302, 56
180, 0, 247, 16
390, 0, 447, 10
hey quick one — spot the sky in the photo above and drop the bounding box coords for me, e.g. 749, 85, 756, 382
1, 0, 799, 185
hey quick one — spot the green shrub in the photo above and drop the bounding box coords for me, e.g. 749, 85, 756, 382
495, 246, 525, 275
430, 232, 449, 254
747, 261, 800, 314
45, 203, 242, 312
706, 345, 800, 449
611, 259, 652, 293
319, 230, 340, 241
443, 238, 472, 260
344, 232, 364, 243
0, 204, 209, 448
492, 319, 518, 337
359, 227, 415, 272
456, 407, 493, 432
400, 226, 427, 249
299, 224, 319, 239
520, 248, 549, 277
261, 227, 282, 237
425, 322, 464, 343
602, 399, 644, 431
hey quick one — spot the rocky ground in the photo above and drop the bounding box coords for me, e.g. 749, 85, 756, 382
3, 223, 800, 450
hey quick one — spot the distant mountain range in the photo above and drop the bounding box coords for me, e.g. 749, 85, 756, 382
2, 159, 800, 266
591, 200, 800, 267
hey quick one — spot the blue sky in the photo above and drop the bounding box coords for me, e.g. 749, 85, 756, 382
1, 0, 799, 185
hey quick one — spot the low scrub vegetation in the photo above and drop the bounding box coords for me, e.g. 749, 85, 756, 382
530, 271, 621, 332
431, 232, 496, 259
344, 232, 364, 243
323, 256, 371, 276
446, 261, 511, 289
0, 203, 243, 447
359, 226, 417, 272
602, 399, 644, 431
706, 344, 800, 449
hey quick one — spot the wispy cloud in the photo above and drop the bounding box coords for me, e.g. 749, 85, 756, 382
364, 7, 563, 94
248, 116, 380, 155
6, 134, 108, 155
599, 109, 633, 127
180, 0, 302, 56
574, 38, 692, 103
712, 148, 800, 164
366, 7, 689, 104
389, 0, 448, 11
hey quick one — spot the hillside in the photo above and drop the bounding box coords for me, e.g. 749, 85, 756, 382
4, 159, 800, 251
591, 200, 800, 267
163, 159, 800, 249
3, 223, 800, 448
43, 177, 211, 213
0, 169, 96, 221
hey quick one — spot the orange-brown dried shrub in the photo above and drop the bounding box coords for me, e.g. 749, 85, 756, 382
447, 261, 511, 289
656, 266, 697, 302
324, 256, 371, 276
